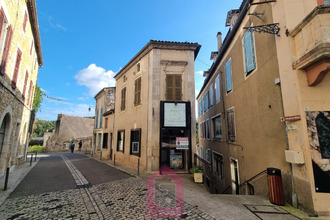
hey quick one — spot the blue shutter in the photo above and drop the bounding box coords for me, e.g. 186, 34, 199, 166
243, 30, 256, 75
100, 107, 103, 128
225, 59, 232, 92
95, 109, 99, 129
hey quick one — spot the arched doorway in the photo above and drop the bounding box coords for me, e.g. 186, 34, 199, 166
0, 114, 10, 159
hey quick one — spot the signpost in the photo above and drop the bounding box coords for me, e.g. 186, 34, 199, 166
176, 137, 189, 150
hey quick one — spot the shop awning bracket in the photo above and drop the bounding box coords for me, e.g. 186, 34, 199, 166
243, 23, 280, 36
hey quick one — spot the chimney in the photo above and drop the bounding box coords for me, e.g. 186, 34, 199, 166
217, 32, 222, 51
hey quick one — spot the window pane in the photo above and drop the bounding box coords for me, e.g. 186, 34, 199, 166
214, 116, 222, 139
210, 84, 214, 107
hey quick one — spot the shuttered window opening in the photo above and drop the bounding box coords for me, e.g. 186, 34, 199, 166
23, 11, 28, 32
0, 9, 4, 40
99, 107, 103, 128
1, 25, 13, 75
11, 48, 22, 89
22, 71, 29, 100
227, 108, 236, 142
134, 77, 141, 106
215, 75, 221, 103
121, 87, 126, 111
225, 59, 232, 93
166, 74, 182, 101
30, 40, 34, 55
243, 30, 256, 75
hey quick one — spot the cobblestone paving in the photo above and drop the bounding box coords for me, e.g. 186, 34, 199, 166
0, 156, 214, 219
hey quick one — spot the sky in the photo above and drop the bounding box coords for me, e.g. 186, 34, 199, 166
35, 0, 242, 121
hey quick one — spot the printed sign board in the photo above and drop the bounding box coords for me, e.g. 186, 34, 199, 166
280, 115, 301, 122
164, 103, 186, 127
176, 137, 189, 150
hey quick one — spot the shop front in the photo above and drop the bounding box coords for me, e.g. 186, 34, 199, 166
160, 101, 192, 172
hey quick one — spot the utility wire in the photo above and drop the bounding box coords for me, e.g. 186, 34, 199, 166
197, 58, 211, 68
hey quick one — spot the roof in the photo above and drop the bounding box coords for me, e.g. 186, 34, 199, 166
197, 0, 252, 99
58, 114, 94, 139
114, 40, 201, 79
26, 0, 43, 67
94, 87, 111, 99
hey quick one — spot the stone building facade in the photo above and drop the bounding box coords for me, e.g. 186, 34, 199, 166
0, 0, 42, 174
197, 0, 329, 216
111, 40, 200, 172
93, 87, 115, 159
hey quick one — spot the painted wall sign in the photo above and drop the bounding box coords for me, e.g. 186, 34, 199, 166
280, 115, 301, 122
164, 103, 186, 127
176, 137, 189, 150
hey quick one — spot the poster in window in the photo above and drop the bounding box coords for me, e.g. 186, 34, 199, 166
164, 103, 186, 127
132, 142, 139, 153
170, 154, 183, 168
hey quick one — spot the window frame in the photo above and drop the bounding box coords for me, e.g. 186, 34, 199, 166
213, 152, 224, 180
117, 130, 125, 152
130, 129, 141, 156
206, 148, 211, 163
209, 84, 214, 107
212, 114, 222, 140
227, 107, 236, 142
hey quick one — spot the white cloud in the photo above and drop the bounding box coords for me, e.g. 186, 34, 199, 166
78, 97, 89, 101
75, 64, 116, 96
196, 70, 204, 75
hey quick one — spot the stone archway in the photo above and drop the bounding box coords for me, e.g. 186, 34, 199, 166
0, 106, 13, 173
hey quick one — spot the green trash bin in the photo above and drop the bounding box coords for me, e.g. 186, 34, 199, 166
267, 168, 285, 206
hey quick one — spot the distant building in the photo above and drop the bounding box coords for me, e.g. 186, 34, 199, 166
0, 0, 43, 173
46, 114, 94, 152
197, 0, 329, 216
93, 87, 116, 159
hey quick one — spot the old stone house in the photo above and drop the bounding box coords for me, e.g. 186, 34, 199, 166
94, 40, 200, 173
0, 0, 42, 174
93, 87, 115, 159
46, 114, 94, 152
197, 0, 329, 216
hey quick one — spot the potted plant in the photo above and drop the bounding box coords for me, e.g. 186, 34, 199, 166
190, 165, 203, 183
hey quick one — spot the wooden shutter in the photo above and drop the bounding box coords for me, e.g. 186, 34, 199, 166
1, 25, 13, 75
30, 41, 34, 55
225, 59, 232, 93
166, 74, 182, 101
174, 75, 182, 101
121, 87, 126, 111
22, 71, 29, 100
30, 85, 34, 108
100, 107, 103, 128
243, 30, 256, 75
23, 11, 27, 32
0, 9, 4, 39
11, 48, 22, 89
134, 78, 141, 106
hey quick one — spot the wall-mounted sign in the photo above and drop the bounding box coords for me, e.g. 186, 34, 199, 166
164, 103, 186, 127
286, 125, 299, 133
176, 137, 189, 150
280, 115, 301, 122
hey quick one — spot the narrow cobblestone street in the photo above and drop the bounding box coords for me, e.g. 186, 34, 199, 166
0, 153, 215, 219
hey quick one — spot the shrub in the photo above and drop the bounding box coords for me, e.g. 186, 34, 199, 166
190, 165, 202, 174
28, 145, 45, 153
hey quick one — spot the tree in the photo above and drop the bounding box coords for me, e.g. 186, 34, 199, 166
32, 119, 55, 137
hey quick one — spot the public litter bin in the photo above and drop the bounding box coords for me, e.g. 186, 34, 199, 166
267, 168, 285, 206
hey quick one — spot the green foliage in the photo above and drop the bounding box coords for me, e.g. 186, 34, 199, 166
190, 165, 202, 174
32, 84, 62, 113
32, 84, 43, 113
28, 145, 45, 153
196, 120, 199, 138
32, 119, 55, 137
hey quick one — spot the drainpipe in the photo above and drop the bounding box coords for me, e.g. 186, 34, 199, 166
277, 80, 297, 208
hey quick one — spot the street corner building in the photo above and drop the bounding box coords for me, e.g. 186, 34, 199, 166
197, 0, 330, 216
0, 0, 42, 174
46, 114, 94, 152
93, 40, 201, 173
93, 87, 116, 160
